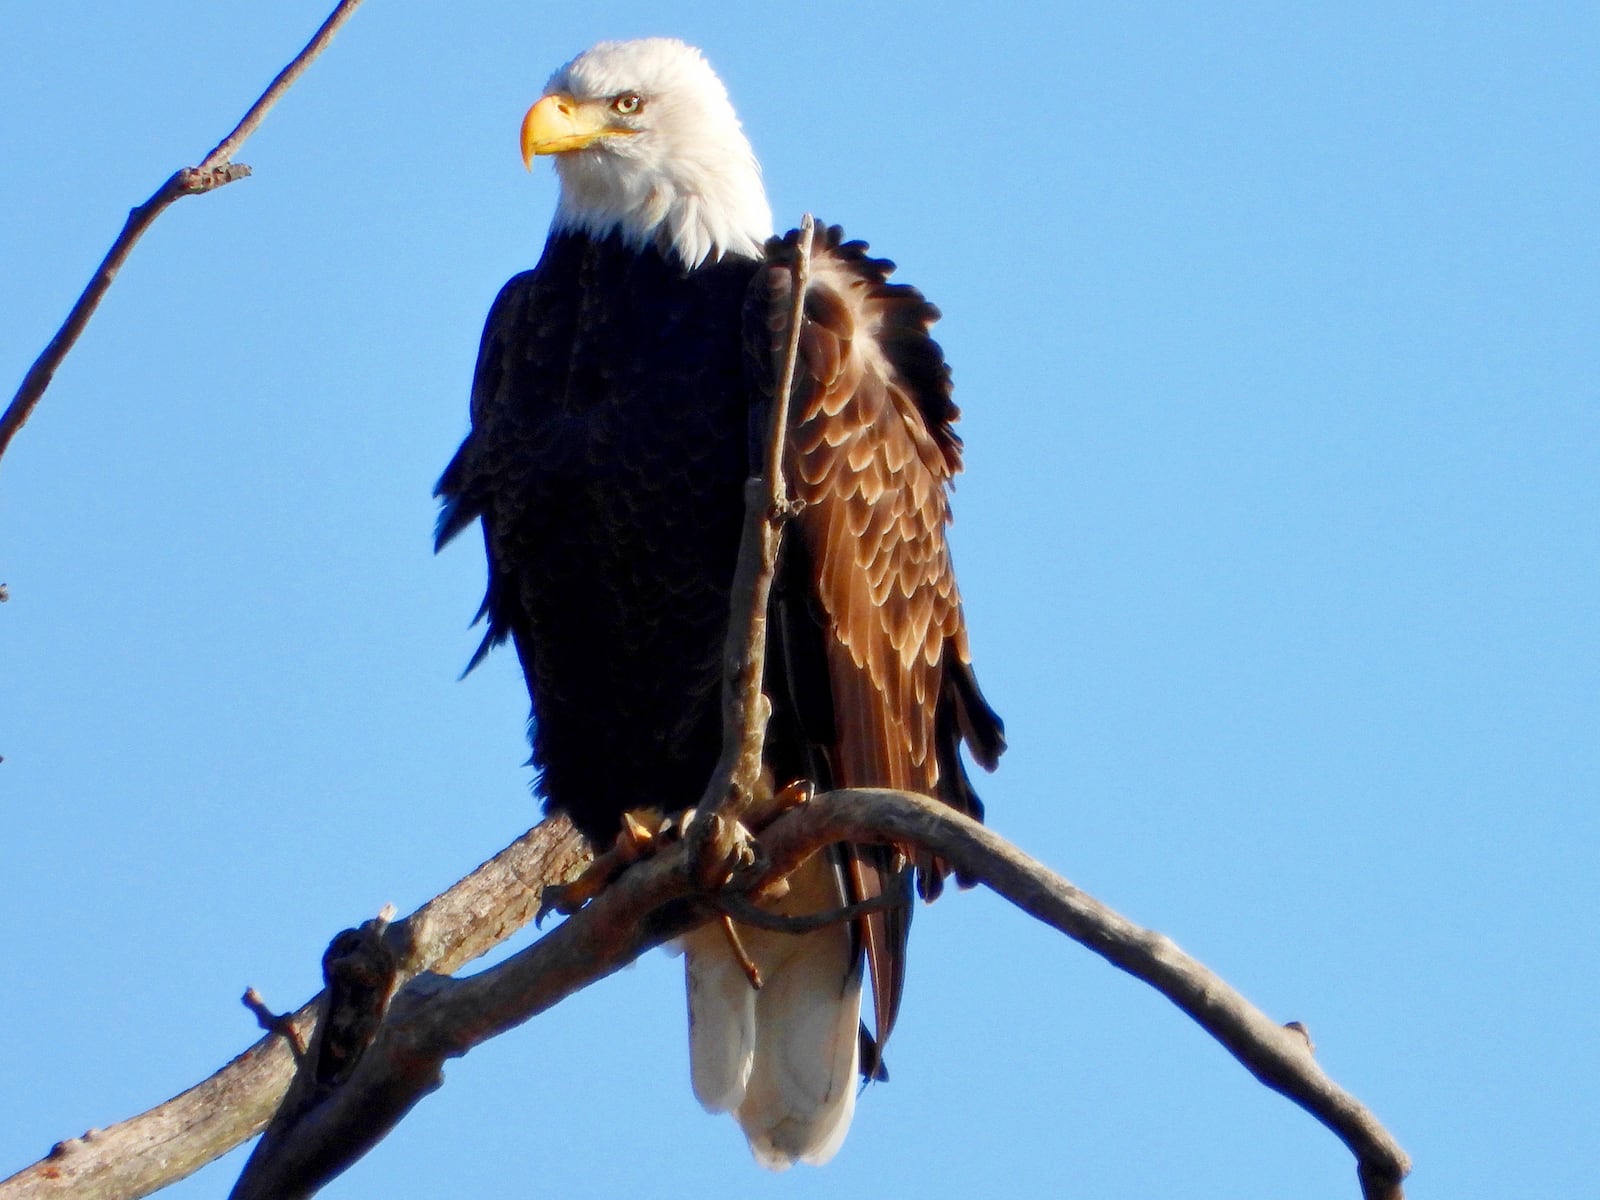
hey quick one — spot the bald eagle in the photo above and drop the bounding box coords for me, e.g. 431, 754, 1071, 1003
436, 38, 1003, 1168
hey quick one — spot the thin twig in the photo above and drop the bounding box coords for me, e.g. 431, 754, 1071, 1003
712, 890, 908, 935
198, 0, 367, 172
0, 0, 367, 467
763, 217, 813, 500
242, 988, 308, 1059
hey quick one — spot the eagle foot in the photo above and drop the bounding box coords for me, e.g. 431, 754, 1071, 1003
738, 779, 812, 901
689, 810, 761, 891
537, 807, 675, 922
685, 780, 815, 899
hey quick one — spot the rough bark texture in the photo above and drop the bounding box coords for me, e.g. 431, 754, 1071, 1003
0, 819, 587, 1200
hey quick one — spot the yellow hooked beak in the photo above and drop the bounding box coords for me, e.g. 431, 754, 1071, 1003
520, 93, 635, 166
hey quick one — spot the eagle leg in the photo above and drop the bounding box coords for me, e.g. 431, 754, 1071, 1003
537, 807, 674, 921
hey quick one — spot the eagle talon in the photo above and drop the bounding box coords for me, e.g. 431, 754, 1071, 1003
735, 837, 758, 870
535, 807, 675, 924
771, 778, 815, 816
536, 876, 599, 923
619, 806, 672, 857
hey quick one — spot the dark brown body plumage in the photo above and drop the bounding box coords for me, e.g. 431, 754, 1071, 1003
436, 223, 1003, 1070
438, 231, 755, 834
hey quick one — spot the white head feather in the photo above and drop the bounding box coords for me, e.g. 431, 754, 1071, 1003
541, 39, 773, 267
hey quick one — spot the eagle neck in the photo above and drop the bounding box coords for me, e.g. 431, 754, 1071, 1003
550, 155, 771, 270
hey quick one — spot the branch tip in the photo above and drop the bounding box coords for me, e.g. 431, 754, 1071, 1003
0, 0, 366, 469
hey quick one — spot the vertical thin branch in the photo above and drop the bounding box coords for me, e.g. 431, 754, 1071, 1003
0, 0, 367, 468
763, 214, 813, 506
687, 215, 815, 883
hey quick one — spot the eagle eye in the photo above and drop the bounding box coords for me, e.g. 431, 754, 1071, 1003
611, 93, 643, 115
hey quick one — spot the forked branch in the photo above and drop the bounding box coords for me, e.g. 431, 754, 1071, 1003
230, 789, 1410, 1200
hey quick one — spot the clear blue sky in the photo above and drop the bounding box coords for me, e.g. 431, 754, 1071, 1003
2, 3, 1595, 1197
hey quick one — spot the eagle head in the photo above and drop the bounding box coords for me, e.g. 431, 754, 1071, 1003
521, 38, 774, 268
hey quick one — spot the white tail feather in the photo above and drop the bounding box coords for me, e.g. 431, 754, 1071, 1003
682, 852, 863, 1169
685, 925, 757, 1112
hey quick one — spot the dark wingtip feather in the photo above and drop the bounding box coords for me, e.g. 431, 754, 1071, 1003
433, 439, 484, 552
951, 657, 1006, 772
858, 1026, 891, 1084
459, 625, 502, 679
433, 496, 477, 553
454, 577, 512, 678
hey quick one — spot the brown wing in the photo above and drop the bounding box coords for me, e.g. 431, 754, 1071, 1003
750, 225, 1005, 1073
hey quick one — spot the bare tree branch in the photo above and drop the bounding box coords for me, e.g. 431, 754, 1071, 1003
0, 781, 1411, 1200
754, 790, 1414, 1200
0, 0, 367, 468
0, 818, 587, 1200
